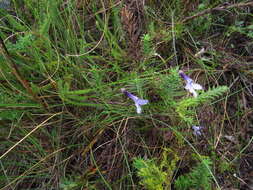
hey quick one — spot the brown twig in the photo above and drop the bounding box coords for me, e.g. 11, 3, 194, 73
182, 1, 253, 23
0, 35, 49, 110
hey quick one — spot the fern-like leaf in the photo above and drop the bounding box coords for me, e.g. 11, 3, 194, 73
175, 158, 213, 190
133, 158, 166, 190
156, 67, 183, 107
176, 86, 228, 124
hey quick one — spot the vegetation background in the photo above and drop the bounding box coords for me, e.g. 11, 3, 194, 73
0, 0, 253, 189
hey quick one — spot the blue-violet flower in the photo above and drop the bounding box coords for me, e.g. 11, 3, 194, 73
121, 88, 149, 114
179, 70, 203, 97
192, 126, 203, 136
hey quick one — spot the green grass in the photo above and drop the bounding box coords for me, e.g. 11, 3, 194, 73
1, 0, 253, 189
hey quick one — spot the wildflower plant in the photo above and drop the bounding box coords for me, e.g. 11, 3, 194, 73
179, 70, 203, 97
192, 126, 204, 136
121, 88, 149, 114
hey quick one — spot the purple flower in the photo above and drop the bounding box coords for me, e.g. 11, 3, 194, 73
121, 88, 149, 114
192, 126, 203, 136
179, 70, 203, 97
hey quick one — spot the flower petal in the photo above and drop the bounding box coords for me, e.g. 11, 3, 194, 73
191, 82, 203, 90
179, 70, 192, 82
135, 103, 142, 114
185, 83, 197, 97
127, 93, 139, 102
189, 88, 198, 97
121, 88, 149, 114
192, 126, 203, 136
136, 99, 149, 105
184, 83, 192, 90
179, 70, 203, 98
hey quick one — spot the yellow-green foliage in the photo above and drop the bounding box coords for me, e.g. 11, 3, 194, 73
133, 148, 180, 190
160, 148, 180, 187
133, 158, 166, 190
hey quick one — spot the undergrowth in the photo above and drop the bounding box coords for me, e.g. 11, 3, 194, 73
0, 0, 253, 189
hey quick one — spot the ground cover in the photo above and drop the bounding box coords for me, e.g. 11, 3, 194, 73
0, 0, 253, 189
